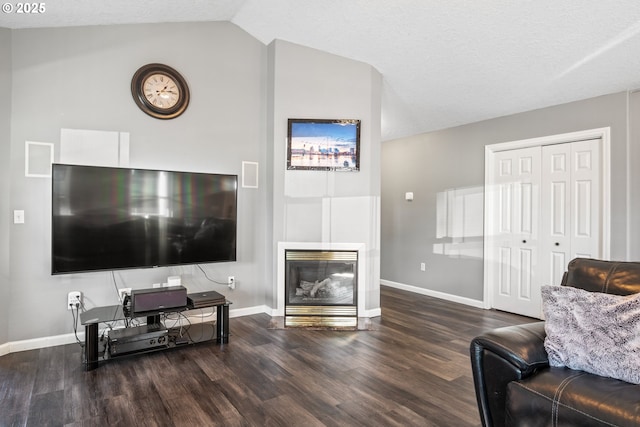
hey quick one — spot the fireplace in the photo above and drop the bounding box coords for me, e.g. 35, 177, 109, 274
284, 250, 358, 327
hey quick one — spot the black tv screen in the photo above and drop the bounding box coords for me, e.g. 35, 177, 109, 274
52, 164, 237, 274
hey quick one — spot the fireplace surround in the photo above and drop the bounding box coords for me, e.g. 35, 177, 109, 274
277, 242, 366, 328
285, 249, 357, 327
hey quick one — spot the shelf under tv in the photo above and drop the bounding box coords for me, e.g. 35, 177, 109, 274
79, 296, 230, 371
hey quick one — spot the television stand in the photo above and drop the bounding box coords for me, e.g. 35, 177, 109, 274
79, 294, 230, 371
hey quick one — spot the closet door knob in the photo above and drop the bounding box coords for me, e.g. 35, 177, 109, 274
555, 242, 560, 246
522, 240, 527, 244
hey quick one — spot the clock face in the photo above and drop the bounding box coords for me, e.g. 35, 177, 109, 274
131, 64, 190, 119
143, 73, 181, 110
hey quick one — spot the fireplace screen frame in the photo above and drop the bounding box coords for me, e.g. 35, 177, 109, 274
284, 249, 358, 326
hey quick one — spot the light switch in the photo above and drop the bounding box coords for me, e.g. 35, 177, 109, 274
13, 210, 25, 224
405, 192, 414, 201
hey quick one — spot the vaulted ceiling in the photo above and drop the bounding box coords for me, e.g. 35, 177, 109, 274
2, 0, 640, 140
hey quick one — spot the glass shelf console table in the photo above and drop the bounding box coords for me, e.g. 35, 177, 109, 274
80, 296, 230, 371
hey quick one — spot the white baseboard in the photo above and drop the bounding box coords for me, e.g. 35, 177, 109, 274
0, 305, 268, 356
380, 279, 485, 309
3, 332, 82, 354
0, 301, 385, 356
230, 305, 271, 318
265, 306, 381, 318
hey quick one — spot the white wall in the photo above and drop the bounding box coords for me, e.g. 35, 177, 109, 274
381, 92, 630, 302
2, 22, 383, 346
267, 40, 382, 313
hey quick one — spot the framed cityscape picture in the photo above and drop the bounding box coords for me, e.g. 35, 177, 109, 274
287, 119, 361, 171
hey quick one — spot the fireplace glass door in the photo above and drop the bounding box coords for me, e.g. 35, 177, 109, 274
284, 250, 357, 327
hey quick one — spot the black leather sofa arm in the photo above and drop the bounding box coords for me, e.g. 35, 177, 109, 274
470, 322, 548, 427
473, 321, 548, 372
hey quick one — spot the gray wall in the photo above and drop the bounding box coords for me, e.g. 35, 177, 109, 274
382, 92, 630, 301
0, 28, 11, 344
267, 40, 382, 312
2, 22, 382, 345
7, 22, 269, 341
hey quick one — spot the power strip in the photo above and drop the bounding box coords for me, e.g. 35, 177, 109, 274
118, 287, 132, 302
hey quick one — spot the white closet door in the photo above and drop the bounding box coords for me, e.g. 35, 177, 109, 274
488, 139, 601, 318
489, 147, 541, 317
540, 139, 601, 288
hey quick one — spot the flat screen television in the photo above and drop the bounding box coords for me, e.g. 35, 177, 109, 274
51, 164, 237, 274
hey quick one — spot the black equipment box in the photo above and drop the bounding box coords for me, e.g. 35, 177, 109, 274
187, 290, 226, 309
108, 324, 168, 357
131, 285, 187, 314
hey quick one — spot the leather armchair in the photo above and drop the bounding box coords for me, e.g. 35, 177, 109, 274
470, 258, 640, 427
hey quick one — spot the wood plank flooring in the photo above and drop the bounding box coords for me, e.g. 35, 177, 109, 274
0, 286, 533, 426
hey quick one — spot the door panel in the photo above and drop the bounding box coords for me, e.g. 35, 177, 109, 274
521, 182, 533, 234
498, 247, 511, 295
550, 181, 566, 235
571, 140, 600, 257
499, 182, 512, 234
575, 180, 591, 236
519, 248, 533, 299
489, 147, 540, 317
541, 140, 600, 287
542, 144, 571, 290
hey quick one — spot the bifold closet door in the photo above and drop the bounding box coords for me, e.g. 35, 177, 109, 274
489, 139, 601, 318
489, 147, 541, 318
539, 139, 601, 290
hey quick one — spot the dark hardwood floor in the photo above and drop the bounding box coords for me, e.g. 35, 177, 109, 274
0, 286, 533, 427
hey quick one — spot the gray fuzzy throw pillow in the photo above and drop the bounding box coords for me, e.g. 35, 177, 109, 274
541, 285, 640, 384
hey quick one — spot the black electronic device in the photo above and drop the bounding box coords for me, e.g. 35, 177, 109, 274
187, 290, 226, 309
51, 163, 237, 274
108, 324, 168, 356
131, 286, 187, 314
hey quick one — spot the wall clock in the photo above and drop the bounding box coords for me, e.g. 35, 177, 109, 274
131, 63, 190, 119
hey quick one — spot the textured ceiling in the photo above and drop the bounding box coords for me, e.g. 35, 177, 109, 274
2, 0, 640, 140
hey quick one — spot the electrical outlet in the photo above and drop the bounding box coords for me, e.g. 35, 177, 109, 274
67, 291, 82, 310
13, 210, 25, 224
118, 288, 132, 302
228, 276, 235, 290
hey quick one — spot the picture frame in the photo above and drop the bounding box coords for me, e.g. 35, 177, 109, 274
287, 119, 360, 171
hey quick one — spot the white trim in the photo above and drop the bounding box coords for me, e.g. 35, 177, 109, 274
0, 305, 270, 355
626, 92, 631, 259
229, 305, 270, 318
25, 140, 54, 178
363, 307, 382, 318
381, 280, 485, 309
241, 161, 259, 188
0, 299, 382, 356
276, 242, 367, 317
265, 306, 380, 318
483, 127, 612, 310
4, 332, 82, 354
